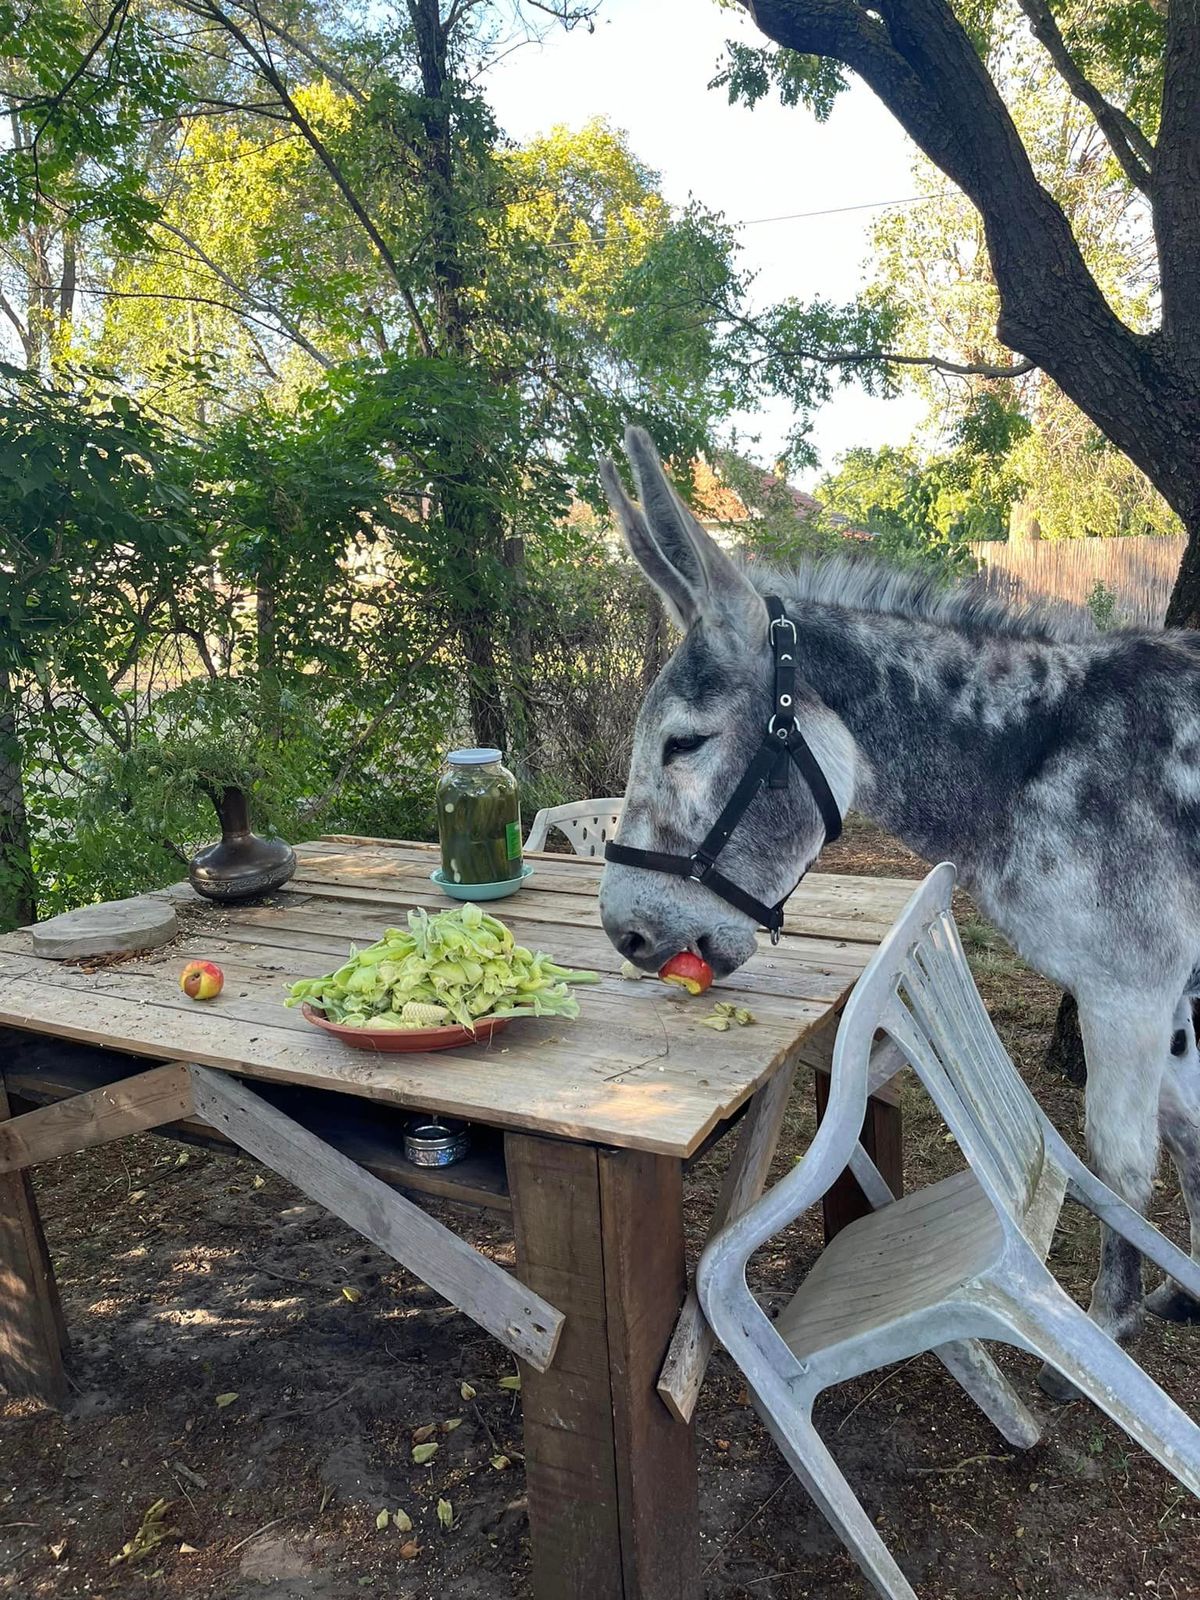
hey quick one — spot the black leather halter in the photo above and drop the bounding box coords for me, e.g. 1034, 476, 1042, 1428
604, 597, 842, 944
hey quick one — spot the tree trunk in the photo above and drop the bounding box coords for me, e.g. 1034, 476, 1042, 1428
407, 0, 510, 754
0, 666, 36, 931
1166, 503, 1200, 629
256, 556, 282, 748
502, 533, 532, 764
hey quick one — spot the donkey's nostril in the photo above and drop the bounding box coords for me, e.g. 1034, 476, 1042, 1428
616, 928, 651, 962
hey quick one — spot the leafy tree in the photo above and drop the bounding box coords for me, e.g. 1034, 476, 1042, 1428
0, 362, 214, 925
724, 0, 1200, 620
6, 3, 751, 754
856, 25, 1174, 543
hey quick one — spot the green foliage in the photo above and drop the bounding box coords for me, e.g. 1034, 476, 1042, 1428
712, 41, 848, 122
816, 430, 1005, 577
1085, 580, 1118, 632
0, 0, 187, 246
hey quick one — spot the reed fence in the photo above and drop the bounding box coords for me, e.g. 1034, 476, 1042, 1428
969, 536, 1186, 627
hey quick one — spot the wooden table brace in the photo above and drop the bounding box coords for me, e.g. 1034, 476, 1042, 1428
0, 1061, 565, 1374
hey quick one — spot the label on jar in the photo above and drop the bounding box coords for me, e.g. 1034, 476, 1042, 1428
505, 821, 522, 861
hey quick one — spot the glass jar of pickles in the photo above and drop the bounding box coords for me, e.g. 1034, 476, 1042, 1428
436, 748, 522, 885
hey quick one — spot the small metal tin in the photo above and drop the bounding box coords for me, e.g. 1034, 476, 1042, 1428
404, 1119, 470, 1167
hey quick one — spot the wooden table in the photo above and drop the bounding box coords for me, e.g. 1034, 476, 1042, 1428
0, 838, 916, 1600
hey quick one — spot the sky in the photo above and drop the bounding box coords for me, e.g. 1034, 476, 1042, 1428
484, 0, 928, 487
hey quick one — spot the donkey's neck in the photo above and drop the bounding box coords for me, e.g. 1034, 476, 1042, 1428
784, 597, 1081, 874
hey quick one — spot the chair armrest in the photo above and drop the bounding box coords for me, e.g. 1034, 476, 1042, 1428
1049, 1128, 1200, 1303
523, 810, 550, 853
697, 1051, 870, 1313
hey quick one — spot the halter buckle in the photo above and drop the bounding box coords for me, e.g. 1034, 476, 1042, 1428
689, 854, 712, 882
769, 615, 798, 645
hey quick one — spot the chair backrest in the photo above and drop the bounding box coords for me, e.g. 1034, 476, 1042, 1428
835, 863, 1048, 1220
524, 799, 624, 858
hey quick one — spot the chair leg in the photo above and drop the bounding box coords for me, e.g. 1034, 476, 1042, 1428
760, 1401, 921, 1600
933, 1340, 1041, 1449
992, 1287, 1200, 1500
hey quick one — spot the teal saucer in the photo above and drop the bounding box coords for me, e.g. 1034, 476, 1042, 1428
430, 863, 534, 901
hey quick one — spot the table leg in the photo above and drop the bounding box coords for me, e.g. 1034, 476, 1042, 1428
0, 1083, 66, 1406
814, 1070, 904, 1240
507, 1134, 699, 1600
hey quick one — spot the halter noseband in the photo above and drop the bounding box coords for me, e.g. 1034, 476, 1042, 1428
604, 597, 842, 945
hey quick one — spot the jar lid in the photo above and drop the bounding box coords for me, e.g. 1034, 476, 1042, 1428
446, 747, 502, 765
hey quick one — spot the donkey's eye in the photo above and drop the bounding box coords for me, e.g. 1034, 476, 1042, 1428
663, 733, 710, 764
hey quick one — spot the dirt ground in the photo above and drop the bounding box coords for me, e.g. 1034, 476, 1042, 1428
4, 818, 1200, 1599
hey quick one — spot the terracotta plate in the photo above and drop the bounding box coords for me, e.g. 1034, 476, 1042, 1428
301, 1004, 510, 1053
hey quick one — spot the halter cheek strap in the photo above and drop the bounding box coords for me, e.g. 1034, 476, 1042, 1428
604, 596, 843, 943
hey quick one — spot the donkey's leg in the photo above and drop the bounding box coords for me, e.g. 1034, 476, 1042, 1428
1147, 998, 1200, 1323
1039, 998, 1169, 1400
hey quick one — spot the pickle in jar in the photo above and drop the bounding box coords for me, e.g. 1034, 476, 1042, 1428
437, 748, 522, 885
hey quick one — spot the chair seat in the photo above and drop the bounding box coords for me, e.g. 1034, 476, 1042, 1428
775, 1170, 1005, 1363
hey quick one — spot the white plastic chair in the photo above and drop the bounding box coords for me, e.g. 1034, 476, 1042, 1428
523, 798, 624, 858
697, 862, 1200, 1600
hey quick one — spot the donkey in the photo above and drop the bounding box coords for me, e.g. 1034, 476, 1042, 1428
597, 426, 1200, 1384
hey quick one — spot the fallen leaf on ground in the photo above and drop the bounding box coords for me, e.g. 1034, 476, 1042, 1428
442, 1417, 462, 1432
341, 1286, 362, 1303
49, 1540, 68, 1561
214, 1392, 238, 1409
393, 1510, 412, 1532
490, 1455, 511, 1471
399, 1540, 421, 1560
459, 1382, 476, 1401
437, 1498, 453, 1530
411, 1423, 438, 1444
498, 1375, 521, 1392
412, 1442, 439, 1465
375, 1509, 390, 1532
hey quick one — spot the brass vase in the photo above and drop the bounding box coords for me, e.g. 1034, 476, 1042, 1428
188, 786, 296, 903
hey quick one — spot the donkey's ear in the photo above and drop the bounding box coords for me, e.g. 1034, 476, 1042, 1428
601, 426, 766, 640
598, 455, 700, 631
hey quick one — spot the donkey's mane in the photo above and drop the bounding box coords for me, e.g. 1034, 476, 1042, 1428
747, 552, 1100, 645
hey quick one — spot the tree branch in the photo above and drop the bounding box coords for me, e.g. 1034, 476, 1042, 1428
1154, 0, 1200, 360
185, 2, 413, 297
154, 219, 334, 368
0, 287, 33, 363
824, 347, 1035, 379
737, 0, 1187, 512
718, 301, 1036, 379
1015, 0, 1152, 194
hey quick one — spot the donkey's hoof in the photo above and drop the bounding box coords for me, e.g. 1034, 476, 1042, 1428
1036, 1363, 1082, 1403
1145, 1280, 1200, 1324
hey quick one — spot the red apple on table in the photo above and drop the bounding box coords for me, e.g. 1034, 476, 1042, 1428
658, 951, 714, 996
180, 959, 224, 1000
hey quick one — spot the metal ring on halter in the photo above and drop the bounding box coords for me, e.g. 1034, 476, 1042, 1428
767, 713, 797, 739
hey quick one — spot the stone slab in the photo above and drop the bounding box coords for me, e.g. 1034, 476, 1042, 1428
27, 897, 179, 960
